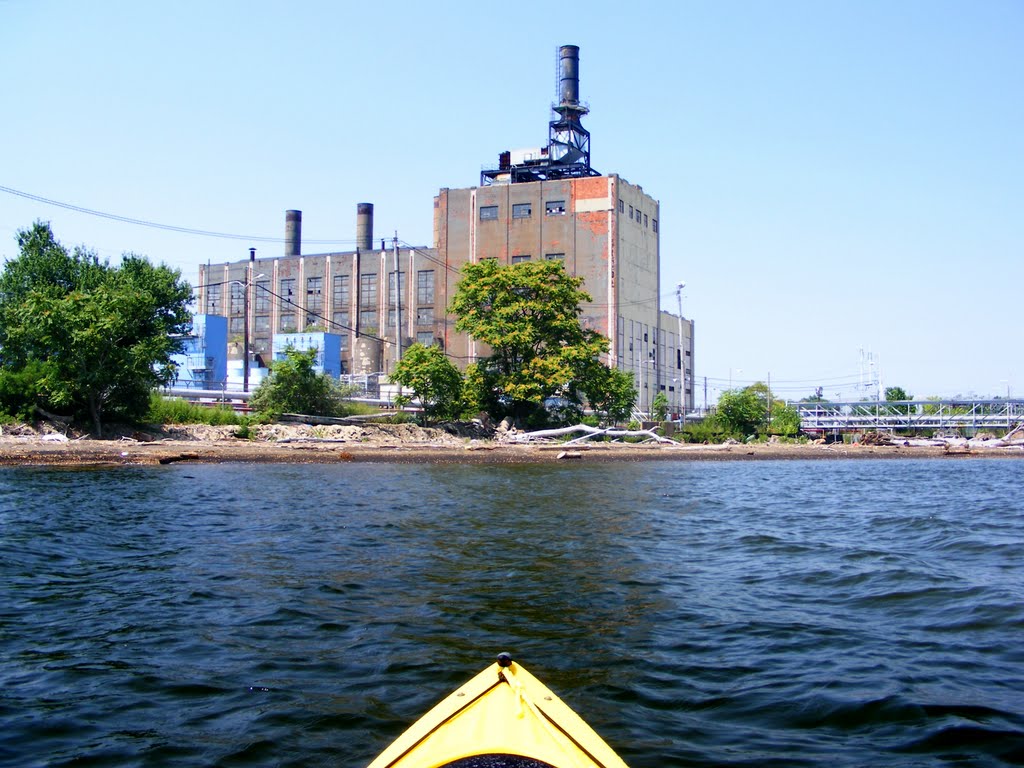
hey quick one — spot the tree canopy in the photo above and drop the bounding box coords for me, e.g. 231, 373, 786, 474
391, 343, 465, 423
716, 382, 801, 438
249, 345, 357, 418
450, 259, 629, 426
0, 222, 192, 434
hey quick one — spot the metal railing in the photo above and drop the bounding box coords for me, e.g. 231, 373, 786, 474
795, 399, 1023, 435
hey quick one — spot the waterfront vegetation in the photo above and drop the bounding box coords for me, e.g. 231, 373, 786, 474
396, 259, 636, 429
0, 223, 191, 435
0, 223, 924, 444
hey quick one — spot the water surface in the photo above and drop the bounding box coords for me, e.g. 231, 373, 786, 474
1, 459, 1022, 766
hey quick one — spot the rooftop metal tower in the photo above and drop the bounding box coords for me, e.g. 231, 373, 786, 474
481, 44, 600, 185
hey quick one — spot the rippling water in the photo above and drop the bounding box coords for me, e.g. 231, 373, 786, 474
1, 459, 1023, 767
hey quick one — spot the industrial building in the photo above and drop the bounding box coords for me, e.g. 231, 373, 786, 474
197, 45, 694, 415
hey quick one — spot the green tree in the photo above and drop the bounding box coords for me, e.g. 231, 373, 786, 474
769, 400, 802, 436
0, 223, 192, 434
717, 385, 767, 437
391, 343, 464, 423
885, 386, 913, 416
249, 345, 356, 417
578, 362, 636, 424
449, 259, 611, 426
717, 381, 800, 438
651, 391, 670, 422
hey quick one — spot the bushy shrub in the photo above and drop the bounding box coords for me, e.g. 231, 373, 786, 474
249, 346, 359, 418
681, 415, 733, 443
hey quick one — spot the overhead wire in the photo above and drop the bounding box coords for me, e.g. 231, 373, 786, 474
0, 183, 357, 245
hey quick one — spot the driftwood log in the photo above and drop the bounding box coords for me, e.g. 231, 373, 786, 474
512, 424, 678, 445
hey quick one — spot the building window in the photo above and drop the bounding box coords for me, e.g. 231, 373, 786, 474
339, 333, 349, 353
306, 277, 323, 313
644, 214, 649, 228
229, 317, 244, 335
280, 278, 295, 299
417, 331, 435, 346
255, 280, 270, 312
229, 283, 244, 315
417, 270, 434, 305
388, 271, 406, 305
333, 310, 351, 330
359, 273, 377, 308
545, 253, 565, 261
205, 284, 221, 314
511, 254, 531, 263
652, 219, 658, 233
619, 199, 624, 213
479, 205, 499, 220
416, 307, 433, 325
359, 309, 377, 333
333, 274, 350, 307
279, 313, 296, 332
255, 315, 270, 333
629, 205, 633, 220
512, 203, 532, 219
545, 200, 566, 216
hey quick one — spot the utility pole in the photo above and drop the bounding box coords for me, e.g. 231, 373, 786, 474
393, 234, 402, 389
244, 247, 255, 393
676, 281, 686, 425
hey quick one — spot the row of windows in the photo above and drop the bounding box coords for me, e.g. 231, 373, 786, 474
479, 200, 566, 221
214, 270, 438, 336
225, 315, 440, 355
489, 253, 565, 263
618, 199, 658, 232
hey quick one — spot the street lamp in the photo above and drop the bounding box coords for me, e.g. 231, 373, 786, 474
676, 281, 686, 424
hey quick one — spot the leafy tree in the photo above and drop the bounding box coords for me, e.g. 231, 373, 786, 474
249, 345, 356, 417
0, 361, 48, 422
885, 386, 912, 402
449, 259, 612, 426
651, 391, 670, 422
769, 400, 802, 436
885, 386, 914, 416
717, 386, 767, 437
391, 343, 464, 423
578, 362, 636, 424
0, 222, 192, 434
717, 381, 801, 438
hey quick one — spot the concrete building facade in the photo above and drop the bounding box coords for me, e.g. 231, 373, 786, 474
434, 174, 692, 412
199, 206, 443, 382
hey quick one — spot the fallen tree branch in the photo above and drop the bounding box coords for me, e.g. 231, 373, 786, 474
514, 423, 678, 445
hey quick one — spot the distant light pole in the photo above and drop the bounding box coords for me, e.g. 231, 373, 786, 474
676, 281, 686, 424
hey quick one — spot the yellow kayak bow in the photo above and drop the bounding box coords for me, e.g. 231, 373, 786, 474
367, 653, 630, 768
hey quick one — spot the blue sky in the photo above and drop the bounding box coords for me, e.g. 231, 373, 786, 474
2, 0, 1021, 401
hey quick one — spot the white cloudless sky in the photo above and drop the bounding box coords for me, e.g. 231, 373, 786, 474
2, 0, 1021, 401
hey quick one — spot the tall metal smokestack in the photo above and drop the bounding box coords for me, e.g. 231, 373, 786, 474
356, 203, 373, 252
479, 43, 598, 185
558, 44, 581, 106
285, 210, 302, 258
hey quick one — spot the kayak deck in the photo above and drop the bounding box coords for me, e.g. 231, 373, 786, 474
367, 654, 630, 768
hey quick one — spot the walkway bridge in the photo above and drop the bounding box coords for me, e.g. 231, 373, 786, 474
794, 399, 1024, 437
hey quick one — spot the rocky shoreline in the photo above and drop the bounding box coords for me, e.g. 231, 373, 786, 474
0, 422, 1021, 467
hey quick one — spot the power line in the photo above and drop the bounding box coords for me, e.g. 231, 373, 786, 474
0, 184, 356, 245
